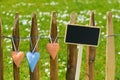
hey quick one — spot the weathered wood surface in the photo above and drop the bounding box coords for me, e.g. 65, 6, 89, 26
0, 17, 3, 80
12, 13, 20, 80
50, 11, 58, 80
105, 12, 115, 80
86, 11, 96, 80
30, 13, 40, 80
66, 12, 77, 80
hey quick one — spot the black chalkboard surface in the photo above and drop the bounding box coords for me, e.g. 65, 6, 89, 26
65, 24, 100, 46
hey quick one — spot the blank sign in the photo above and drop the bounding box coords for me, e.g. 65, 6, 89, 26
65, 24, 100, 46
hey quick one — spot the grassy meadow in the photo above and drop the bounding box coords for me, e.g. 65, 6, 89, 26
1, 0, 120, 80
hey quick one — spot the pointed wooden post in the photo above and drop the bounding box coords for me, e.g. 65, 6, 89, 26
86, 11, 96, 80
30, 13, 39, 80
12, 13, 20, 80
50, 11, 58, 80
66, 12, 77, 80
105, 12, 115, 80
0, 18, 3, 80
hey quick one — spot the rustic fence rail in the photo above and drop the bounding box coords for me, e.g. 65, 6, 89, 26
0, 11, 115, 80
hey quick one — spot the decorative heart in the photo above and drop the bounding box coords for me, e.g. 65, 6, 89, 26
46, 43, 60, 60
11, 51, 24, 67
26, 52, 40, 72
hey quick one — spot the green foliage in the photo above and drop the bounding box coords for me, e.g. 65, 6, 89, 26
0, 0, 120, 80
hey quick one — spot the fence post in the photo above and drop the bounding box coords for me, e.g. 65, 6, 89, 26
105, 12, 115, 80
12, 13, 20, 80
50, 11, 58, 80
66, 12, 77, 80
86, 11, 96, 80
0, 18, 3, 80
30, 13, 39, 80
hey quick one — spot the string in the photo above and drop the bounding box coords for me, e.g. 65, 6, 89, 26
103, 34, 120, 38
2, 34, 120, 40
11, 37, 20, 52
29, 36, 41, 48
49, 35, 58, 43
30, 37, 40, 52
32, 38, 40, 52
2, 35, 64, 40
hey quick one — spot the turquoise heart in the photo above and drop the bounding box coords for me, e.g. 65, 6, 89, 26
26, 52, 40, 72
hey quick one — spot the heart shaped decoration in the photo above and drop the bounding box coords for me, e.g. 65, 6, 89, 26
11, 51, 24, 67
46, 43, 60, 60
26, 52, 40, 72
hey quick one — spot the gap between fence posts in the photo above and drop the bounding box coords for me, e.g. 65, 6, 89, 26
105, 12, 115, 80
50, 11, 58, 80
30, 13, 40, 80
0, 18, 3, 80
86, 11, 96, 80
12, 13, 20, 80
66, 12, 77, 80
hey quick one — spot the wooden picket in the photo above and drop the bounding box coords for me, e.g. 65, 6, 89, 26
29, 13, 39, 80
105, 12, 115, 80
12, 13, 20, 80
66, 12, 77, 80
50, 11, 58, 80
0, 17, 3, 80
86, 11, 96, 80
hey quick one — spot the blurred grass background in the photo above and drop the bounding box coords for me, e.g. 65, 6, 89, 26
1, 0, 120, 80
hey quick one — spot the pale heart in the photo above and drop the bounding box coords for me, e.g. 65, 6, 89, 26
26, 52, 40, 72
11, 51, 24, 67
46, 43, 60, 60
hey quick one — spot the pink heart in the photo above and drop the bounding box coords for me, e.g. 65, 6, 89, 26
46, 43, 60, 60
11, 51, 24, 67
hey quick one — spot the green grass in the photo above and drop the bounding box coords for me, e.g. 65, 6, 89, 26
1, 0, 120, 80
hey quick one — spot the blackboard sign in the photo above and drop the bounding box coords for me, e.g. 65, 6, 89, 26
65, 24, 100, 46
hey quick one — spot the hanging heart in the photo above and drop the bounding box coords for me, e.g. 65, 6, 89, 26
11, 51, 24, 67
46, 43, 60, 60
26, 52, 40, 72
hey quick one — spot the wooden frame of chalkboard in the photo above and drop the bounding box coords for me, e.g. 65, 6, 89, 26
64, 24, 100, 46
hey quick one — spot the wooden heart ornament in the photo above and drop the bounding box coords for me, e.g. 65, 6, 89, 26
26, 52, 40, 72
11, 51, 24, 67
46, 43, 60, 60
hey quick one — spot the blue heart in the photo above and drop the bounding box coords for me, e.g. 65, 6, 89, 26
26, 52, 40, 72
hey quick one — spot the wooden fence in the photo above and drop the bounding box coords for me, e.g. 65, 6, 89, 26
0, 11, 115, 80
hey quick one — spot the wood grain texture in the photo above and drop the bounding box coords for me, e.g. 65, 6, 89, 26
12, 13, 20, 80
105, 12, 115, 80
66, 12, 77, 80
0, 18, 3, 80
30, 13, 40, 80
86, 11, 96, 80
50, 11, 58, 80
